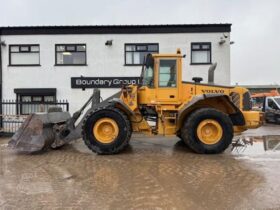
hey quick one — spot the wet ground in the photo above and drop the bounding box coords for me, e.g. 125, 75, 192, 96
1, 125, 280, 210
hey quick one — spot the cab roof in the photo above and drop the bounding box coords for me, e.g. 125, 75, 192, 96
152, 49, 184, 58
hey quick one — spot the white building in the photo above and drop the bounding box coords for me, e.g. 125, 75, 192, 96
0, 24, 231, 114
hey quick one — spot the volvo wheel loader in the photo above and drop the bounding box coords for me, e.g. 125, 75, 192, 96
9, 49, 263, 154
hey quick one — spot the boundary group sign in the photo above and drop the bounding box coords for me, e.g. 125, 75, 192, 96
71, 77, 141, 89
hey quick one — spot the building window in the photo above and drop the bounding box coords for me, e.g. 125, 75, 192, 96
9, 45, 40, 66
20, 96, 56, 115
125, 43, 159, 65
55, 44, 86, 65
191, 43, 211, 65
14, 88, 56, 115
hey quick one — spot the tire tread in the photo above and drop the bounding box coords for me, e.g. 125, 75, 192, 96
82, 106, 132, 155
181, 108, 233, 154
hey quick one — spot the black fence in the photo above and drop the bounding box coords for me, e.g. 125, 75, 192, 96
0, 100, 69, 135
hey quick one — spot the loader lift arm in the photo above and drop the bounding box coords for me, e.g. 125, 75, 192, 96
51, 89, 102, 148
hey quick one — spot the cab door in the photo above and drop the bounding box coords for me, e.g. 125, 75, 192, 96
155, 58, 179, 103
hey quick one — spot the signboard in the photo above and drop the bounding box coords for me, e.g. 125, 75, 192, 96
71, 77, 141, 89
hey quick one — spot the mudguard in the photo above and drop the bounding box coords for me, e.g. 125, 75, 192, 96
177, 94, 245, 131
108, 98, 135, 116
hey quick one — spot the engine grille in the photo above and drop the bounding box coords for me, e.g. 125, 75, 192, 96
230, 92, 240, 109
243, 91, 252, 111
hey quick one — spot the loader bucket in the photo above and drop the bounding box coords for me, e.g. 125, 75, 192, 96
8, 112, 71, 153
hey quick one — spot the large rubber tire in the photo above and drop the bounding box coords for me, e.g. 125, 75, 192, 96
82, 107, 132, 155
181, 108, 233, 154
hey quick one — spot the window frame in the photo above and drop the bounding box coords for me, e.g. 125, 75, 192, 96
124, 43, 159, 66
190, 42, 212, 65
19, 95, 56, 115
15, 88, 57, 115
9, 44, 41, 67
55, 44, 87, 66
158, 59, 178, 88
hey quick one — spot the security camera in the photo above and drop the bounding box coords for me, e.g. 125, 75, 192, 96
219, 38, 226, 45
105, 40, 113, 46
0, 40, 6, 46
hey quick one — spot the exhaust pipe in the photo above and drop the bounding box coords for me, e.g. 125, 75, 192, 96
208, 62, 217, 84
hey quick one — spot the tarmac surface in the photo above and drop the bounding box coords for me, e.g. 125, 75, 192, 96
1, 124, 280, 210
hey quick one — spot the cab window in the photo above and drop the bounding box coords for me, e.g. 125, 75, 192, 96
159, 60, 177, 87
268, 99, 279, 110
143, 65, 154, 87
142, 54, 154, 87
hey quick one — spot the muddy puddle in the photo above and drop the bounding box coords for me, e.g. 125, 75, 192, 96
232, 135, 280, 157
1, 134, 280, 210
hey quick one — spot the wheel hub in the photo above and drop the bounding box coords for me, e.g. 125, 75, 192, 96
197, 119, 223, 145
93, 118, 119, 144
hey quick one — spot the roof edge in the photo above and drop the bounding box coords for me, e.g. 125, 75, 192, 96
0, 24, 231, 35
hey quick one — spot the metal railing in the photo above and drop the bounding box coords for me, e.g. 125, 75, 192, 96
0, 100, 69, 134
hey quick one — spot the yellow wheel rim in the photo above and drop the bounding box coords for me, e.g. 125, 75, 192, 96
196, 119, 223, 145
93, 118, 119, 144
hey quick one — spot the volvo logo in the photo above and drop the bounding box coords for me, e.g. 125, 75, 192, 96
201, 89, 225, 94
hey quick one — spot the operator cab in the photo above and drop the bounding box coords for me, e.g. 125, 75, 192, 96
141, 54, 178, 89
140, 51, 183, 104
263, 96, 280, 123
264, 96, 280, 112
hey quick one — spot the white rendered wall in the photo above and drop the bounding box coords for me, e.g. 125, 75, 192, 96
1, 32, 230, 113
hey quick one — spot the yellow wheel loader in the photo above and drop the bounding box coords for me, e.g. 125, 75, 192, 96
9, 49, 263, 154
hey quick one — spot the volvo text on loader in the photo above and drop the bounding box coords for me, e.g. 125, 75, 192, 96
9, 49, 263, 154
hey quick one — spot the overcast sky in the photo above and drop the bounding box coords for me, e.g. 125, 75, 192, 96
1, 0, 280, 85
